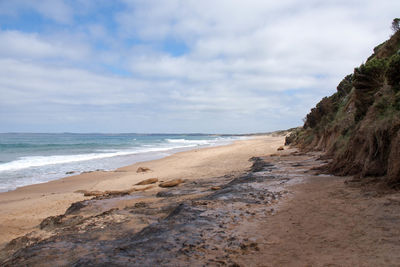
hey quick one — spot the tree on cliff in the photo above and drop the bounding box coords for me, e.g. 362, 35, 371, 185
392, 18, 400, 33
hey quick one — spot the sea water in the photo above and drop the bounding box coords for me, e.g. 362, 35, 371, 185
0, 133, 241, 192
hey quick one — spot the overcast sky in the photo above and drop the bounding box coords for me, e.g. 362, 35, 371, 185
0, 0, 399, 133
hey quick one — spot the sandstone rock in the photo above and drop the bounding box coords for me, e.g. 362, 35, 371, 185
136, 167, 151, 173
135, 178, 158, 185
159, 179, 184, 188
83, 190, 104, 197
104, 190, 130, 196
132, 185, 155, 192
80, 185, 154, 198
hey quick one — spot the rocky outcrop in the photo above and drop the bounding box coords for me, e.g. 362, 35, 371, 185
1, 155, 297, 266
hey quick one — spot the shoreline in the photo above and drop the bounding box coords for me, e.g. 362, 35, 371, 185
3, 135, 400, 265
0, 134, 285, 247
4, 146, 400, 265
0, 136, 248, 194
0, 135, 243, 193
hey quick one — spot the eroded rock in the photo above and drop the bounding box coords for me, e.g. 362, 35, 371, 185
159, 179, 184, 188
136, 178, 158, 185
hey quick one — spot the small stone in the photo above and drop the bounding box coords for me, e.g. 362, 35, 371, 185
159, 179, 184, 188
277, 146, 284, 151
83, 190, 104, 197
104, 190, 130, 196
134, 202, 147, 208
211, 186, 221, 190
135, 178, 158, 185
136, 167, 151, 173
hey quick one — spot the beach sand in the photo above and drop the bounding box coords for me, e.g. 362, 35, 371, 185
2, 134, 400, 265
0, 135, 284, 247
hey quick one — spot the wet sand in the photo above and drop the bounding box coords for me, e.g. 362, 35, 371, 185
0, 135, 284, 248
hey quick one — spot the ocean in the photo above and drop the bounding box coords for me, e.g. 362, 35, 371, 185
0, 133, 241, 192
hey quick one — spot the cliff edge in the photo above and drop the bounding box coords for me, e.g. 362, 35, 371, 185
286, 20, 400, 185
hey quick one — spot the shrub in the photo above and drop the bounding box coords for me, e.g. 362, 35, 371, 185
353, 58, 387, 88
386, 54, 400, 92
353, 58, 388, 121
392, 18, 400, 33
394, 92, 400, 111
336, 74, 353, 96
303, 96, 336, 129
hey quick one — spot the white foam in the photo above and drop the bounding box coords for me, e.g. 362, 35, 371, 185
0, 137, 239, 173
0, 143, 200, 172
166, 139, 212, 145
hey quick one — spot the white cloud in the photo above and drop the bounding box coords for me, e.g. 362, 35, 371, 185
0, 59, 151, 106
0, 0, 73, 24
0, 30, 91, 61
1, 0, 400, 132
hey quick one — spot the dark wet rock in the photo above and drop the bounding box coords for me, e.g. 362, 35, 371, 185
249, 157, 275, 172
83, 190, 104, 197
240, 242, 260, 251
104, 190, 130, 196
156, 187, 201, 198
65, 171, 76, 175
39, 215, 64, 230
65, 200, 88, 215
39, 214, 84, 231
134, 202, 147, 208
1, 157, 290, 266
4, 236, 40, 252
156, 191, 175, 198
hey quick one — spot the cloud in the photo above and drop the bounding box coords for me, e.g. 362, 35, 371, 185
0, 0, 73, 24
1, 0, 400, 133
0, 30, 91, 61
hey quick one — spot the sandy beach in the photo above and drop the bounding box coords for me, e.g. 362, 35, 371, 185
2, 134, 400, 265
0, 135, 284, 248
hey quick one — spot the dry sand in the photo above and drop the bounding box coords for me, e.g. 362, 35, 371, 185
0, 135, 284, 247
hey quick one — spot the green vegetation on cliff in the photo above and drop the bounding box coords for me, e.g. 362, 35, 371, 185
287, 20, 400, 185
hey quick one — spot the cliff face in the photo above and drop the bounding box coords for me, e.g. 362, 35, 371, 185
287, 29, 400, 185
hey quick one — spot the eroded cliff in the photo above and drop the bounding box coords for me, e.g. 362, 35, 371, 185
287, 24, 400, 185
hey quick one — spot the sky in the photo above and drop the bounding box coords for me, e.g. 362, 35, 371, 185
0, 0, 399, 134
